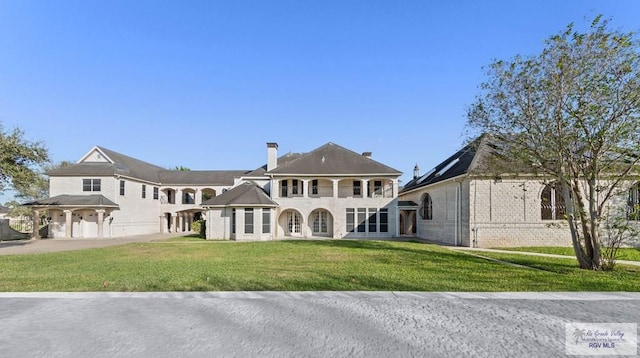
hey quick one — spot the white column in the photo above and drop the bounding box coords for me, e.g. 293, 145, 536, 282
302, 180, 309, 198
64, 210, 73, 238
362, 179, 368, 198
332, 180, 339, 198
97, 209, 105, 239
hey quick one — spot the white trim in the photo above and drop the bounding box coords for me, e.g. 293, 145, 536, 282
77, 146, 114, 164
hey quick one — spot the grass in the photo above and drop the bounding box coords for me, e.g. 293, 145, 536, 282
1, 239, 639, 292
499, 246, 640, 262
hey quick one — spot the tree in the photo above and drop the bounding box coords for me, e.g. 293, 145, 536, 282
467, 16, 640, 270
0, 124, 49, 198
16, 160, 73, 201
173, 166, 190, 171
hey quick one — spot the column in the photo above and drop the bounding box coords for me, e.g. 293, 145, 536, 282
178, 214, 184, 232
195, 189, 201, 205
362, 180, 369, 198
332, 180, 339, 198
172, 214, 178, 233
188, 213, 194, 231
302, 180, 309, 198
32, 209, 40, 240
64, 210, 73, 238
97, 209, 105, 239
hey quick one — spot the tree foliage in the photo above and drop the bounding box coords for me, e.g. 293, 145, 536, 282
467, 15, 640, 270
0, 124, 50, 198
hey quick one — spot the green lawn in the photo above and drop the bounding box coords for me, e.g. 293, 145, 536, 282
499, 246, 640, 262
1, 239, 639, 292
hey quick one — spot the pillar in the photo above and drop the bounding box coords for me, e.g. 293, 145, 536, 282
64, 210, 73, 238
172, 214, 178, 233
96, 210, 105, 239
332, 180, 339, 198
302, 180, 309, 198
362, 179, 368, 198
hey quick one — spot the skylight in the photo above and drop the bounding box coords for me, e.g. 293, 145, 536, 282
435, 158, 460, 177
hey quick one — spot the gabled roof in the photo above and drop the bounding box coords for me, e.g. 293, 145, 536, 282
47, 146, 250, 186
267, 142, 402, 176
48, 146, 166, 183
201, 182, 278, 207
24, 195, 119, 208
401, 135, 496, 193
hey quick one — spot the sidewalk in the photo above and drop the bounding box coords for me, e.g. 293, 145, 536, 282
448, 246, 640, 267
0, 233, 179, 256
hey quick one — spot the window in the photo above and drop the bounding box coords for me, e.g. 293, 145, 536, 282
353, 181, 361, 196
183, 192, 195, 204
292, 179, 299, 195
281, 180, 288, 197
312, 179, 318, 195
82, 179, 101, 192
357, 208, 366, 232
421, 193, 433, 220
142, 185, 146, 199
628, 182, 640, 220
368, 208, 377, 232
231, 209, 236, 234
312, 210, 329, 233
153, 187, 159, 200
262, 209, 271, 233
286, 211, 301, 233
119, 180, 125, 196
371, 180, 382, 197
244, 209, 254, 234
541, 184, 566, 220
380, 209, 388, 232
346, 208, 355, 232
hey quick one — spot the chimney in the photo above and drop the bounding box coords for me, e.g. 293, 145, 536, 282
361, 151, 372, 158
413, 164, 420, 179
267, 142, 278, 171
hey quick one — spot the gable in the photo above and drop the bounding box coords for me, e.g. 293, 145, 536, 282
79, 147, 113, 163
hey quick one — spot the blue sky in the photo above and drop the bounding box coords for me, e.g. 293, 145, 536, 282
1, 1, 639, 202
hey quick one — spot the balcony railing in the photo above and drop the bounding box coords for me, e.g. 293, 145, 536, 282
279, 184, 394, 198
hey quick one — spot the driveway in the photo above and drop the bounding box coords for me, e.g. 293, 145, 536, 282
0, 233, 177, 255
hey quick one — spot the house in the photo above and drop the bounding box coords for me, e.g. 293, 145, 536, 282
398, 135, 640, 248
201, 142, 401, 240
26, 142, 402, 241
398, 135, 575, 248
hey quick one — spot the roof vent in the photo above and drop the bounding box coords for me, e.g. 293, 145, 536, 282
362, 151, 372, 158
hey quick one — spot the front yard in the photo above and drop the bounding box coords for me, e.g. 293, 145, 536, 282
1, 239, 639, 291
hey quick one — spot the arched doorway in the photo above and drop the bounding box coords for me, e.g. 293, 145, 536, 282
279, 209, 303, 237
308, 209, 333, 237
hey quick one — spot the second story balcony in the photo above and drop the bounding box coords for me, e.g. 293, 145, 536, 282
275, 178, 396, 200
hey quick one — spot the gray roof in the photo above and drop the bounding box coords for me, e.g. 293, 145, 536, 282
401, 134, 509, 193
267, 143, 402, 176
201, 182, 278, 207
24, 195, 119, 208
0, 205, 9, 214
47, 146, 249, 186
244, 152, 305, 177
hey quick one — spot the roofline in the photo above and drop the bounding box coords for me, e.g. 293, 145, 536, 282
266, 173, 402, 177
200, 204, 279, 208
399, 173, 468, 195
24, 204, 120, 208
77, 146, 114, 164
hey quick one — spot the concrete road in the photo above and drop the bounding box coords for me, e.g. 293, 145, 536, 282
0, 292, 638, 357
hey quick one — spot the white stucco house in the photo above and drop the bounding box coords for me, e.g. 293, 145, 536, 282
26, 142, 402, 241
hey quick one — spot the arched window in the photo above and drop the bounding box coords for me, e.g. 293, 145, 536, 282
421, 193, 433, 220
541, 184, 566, 220
628, 182, 640, 220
